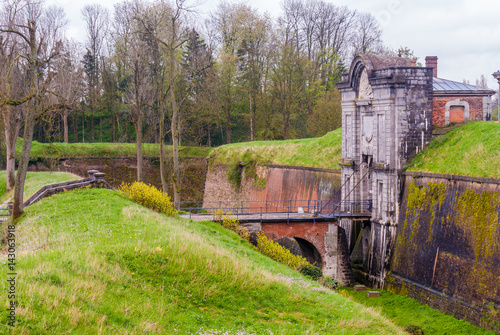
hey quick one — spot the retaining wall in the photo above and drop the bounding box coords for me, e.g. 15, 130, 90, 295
389, 171, 500, 331
28, 156, 207, 202
203, 163, 341, 206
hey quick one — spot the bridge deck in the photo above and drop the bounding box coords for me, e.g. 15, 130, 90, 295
180, 212, 371, 223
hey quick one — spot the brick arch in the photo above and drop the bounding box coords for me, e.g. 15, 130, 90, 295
261, 222, 330, 268
445, 99, 469, 125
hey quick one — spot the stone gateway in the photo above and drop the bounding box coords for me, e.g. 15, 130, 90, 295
336, 54, 434, 287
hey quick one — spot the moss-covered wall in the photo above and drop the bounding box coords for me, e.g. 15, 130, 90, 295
391, 172, 500, 330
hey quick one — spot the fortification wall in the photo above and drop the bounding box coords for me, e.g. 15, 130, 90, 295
203, 163, 341, 206
27, 157, 207, 202
389, 171, 500, 331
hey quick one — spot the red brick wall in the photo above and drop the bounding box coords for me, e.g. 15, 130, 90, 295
432, 96, 484, 126
262, 222, 331, 266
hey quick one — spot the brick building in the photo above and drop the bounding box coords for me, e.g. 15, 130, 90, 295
425, 56, 496, 126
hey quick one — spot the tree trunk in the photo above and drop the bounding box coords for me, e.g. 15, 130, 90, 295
82, 111, 85, 143
170, 89, 180, 210
63, 109, 69, 143
90, 99, 95, 142
169, 38, 180, 211
13, 110, 35, 218
73, 111, 78, 142
3, 105, 22, 192
249, 93, 254, 141
112, 111, 116, 142
135, 115, 143, 182
159, 98, 167, 194
99, 115, 103, 142
208, 127, 211, 147
134, 61, 143, 182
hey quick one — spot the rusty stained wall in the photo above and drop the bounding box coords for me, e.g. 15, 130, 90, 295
203, 163, 342, 208
390, 172, 500, 330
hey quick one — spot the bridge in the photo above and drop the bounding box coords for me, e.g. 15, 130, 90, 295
180, 199, 372, 284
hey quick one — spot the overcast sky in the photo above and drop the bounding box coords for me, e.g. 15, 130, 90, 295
46, 0, 500, 89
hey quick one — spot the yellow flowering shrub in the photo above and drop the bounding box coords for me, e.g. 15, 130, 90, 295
256, 232, 310, 269
119, 182, 176, 216
213, 209, 249, 241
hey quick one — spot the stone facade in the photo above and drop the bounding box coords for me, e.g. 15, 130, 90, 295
336, 54, 434, 287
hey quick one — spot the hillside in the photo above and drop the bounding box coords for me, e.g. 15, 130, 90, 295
0, 187, 404, 334
406, 122, 500, 178
0, 171, 80, 203
16, 140, 211, 162
210, 128, 343, 170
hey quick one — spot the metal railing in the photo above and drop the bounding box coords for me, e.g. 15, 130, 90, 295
0, 205, 10, 221
180, 198, 372, 222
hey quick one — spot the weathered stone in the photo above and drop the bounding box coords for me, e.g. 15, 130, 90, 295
367, 291, 381, 297
353, 285, 366, 292
337, 54, 433, 287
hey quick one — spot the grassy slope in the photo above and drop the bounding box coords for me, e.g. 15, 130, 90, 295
0, 188, 404, 334
0, 171, 80, 203
0, 172, 6, 200
339, 288, 496, 335
406, 122, 500, 178
17, 140, 211, 160
210, 128, 342, 170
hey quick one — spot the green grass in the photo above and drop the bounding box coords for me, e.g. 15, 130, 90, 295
0, 171, 80, 203
0, 172, 6, 200
338, 287, 496, 335
17, 139, 212, 161
407, 122, 500, 178
0, 188, 405, 334
210, 128, 342, 170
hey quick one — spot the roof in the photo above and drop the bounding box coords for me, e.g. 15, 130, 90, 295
362, 54, 412, 71
433, 77, 496, 96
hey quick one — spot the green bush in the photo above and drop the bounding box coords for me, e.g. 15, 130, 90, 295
213, 209, 249, 241
299, 264, 323, 280
119, 182, 176, 216
256, 232, 310, 269
318, 276, 339, 290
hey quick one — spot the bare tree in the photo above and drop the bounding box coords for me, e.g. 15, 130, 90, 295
0, 0, 66, 217
476, 74, 488, 89
351, 12, 382, 56
112, 0, 148, 182
81, 3, 109, 142
51, 40, 84, 143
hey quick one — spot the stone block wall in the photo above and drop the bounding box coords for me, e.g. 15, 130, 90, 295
390, 171, 500, 331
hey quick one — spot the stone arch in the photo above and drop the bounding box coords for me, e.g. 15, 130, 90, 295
294, 237, 323, 268
276, 236, 323, 268
266, 229, 325, 268
445, 99, 469, 125
347, 56, 371, 98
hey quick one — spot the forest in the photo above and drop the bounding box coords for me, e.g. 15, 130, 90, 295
0, 0, 399, 213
